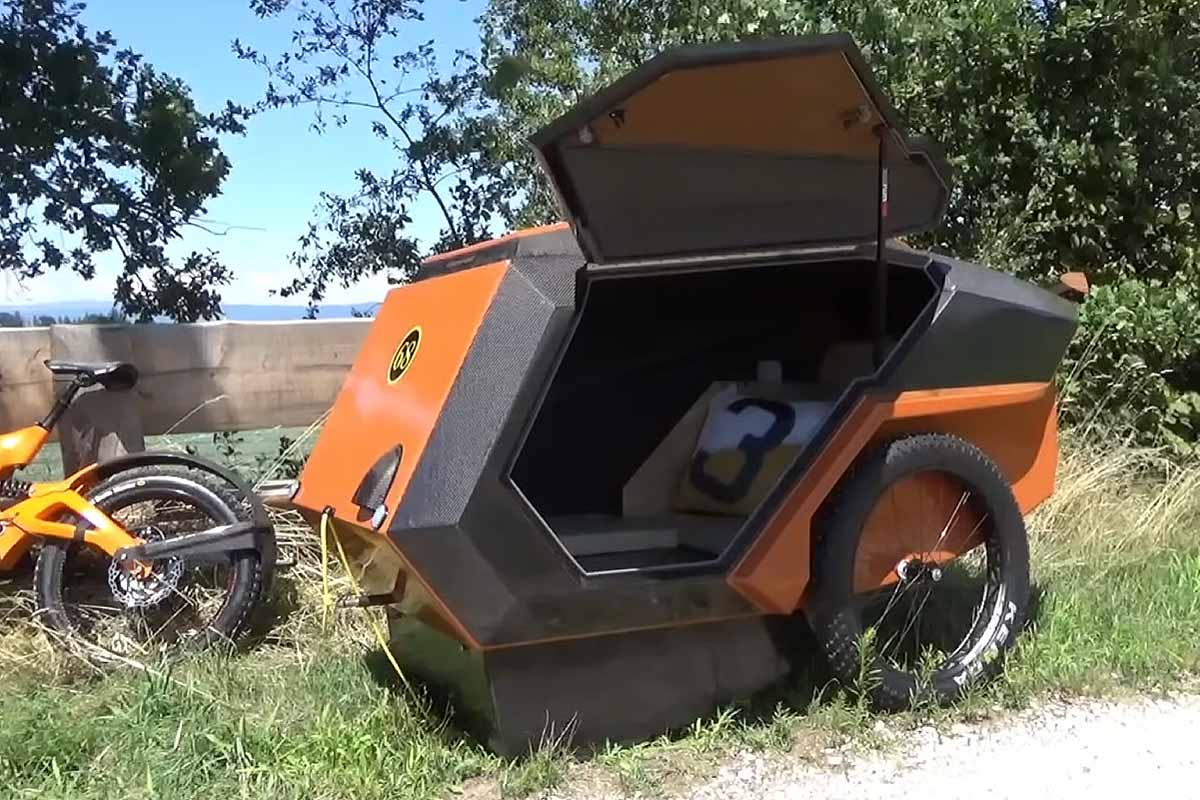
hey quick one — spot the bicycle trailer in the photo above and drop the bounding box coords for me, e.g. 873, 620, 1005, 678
289, 33, 1079, 755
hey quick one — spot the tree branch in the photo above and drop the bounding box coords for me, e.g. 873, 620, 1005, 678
184, 220, 267, 236
282, 93, 421, 111
356, 26, 462, 246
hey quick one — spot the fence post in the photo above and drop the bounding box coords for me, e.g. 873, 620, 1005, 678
58, 386, 146, 475
49, 324, 146, 476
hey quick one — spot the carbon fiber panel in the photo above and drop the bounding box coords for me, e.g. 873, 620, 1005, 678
393, 267, 565, 530
888, 258, 1078, 389
510, 255, 581, 307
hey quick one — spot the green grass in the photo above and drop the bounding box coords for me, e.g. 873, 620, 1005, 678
1, 440, 1199, 798
0, 649, 495, 799
23, 427, 314, 483
1005, 550, 1200, 694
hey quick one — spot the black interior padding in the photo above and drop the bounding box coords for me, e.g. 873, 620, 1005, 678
511, 259, 935, 522
560, 147, 943, 261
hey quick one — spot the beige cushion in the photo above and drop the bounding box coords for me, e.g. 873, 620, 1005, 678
673, 385, 834, 516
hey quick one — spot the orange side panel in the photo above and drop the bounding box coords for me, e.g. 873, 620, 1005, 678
728, 398, 891, 614
851, 472, 986, 593
729, 382, 1059, 614
879, 384, 1059, 515
295, 262, 508, 525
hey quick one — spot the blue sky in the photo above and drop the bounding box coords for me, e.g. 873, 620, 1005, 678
3, 0, 486, 307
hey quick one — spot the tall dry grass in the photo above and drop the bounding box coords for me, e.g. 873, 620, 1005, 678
1029, 435, 1200, 573
0, 500, 379, 684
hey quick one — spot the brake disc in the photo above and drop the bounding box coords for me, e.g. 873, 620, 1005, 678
107, 526, 185, 609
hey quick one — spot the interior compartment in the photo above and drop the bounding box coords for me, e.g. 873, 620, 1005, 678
511, 258, 938, 574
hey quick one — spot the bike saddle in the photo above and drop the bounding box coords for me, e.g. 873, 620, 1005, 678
44, 360, 139, 391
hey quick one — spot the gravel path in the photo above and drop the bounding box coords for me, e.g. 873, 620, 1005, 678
544, 693, 1200, 799
690, 694, 1200, 800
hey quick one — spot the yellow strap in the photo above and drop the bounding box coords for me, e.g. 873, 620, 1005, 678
319, 509, 413, 694
319, 510, 333, 631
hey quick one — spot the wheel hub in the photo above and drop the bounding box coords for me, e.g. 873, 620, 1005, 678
895, 556, 943, 585
108, 527, 184, 609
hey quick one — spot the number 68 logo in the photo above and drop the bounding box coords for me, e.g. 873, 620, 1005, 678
388, 326, 422, 383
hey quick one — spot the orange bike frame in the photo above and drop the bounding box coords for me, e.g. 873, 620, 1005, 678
0, 425, 142, 570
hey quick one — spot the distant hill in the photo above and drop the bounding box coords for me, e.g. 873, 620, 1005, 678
0, 300, 380, 323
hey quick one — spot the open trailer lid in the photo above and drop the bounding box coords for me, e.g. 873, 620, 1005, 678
529, 34, 952, 264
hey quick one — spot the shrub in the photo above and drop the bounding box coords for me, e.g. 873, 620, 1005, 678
481, 0, 1200, 448
1060, 277, 1200, 454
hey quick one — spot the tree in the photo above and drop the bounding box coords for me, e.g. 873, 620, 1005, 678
237, 0, 520, 311
1, 0, 246, 321
479, 0, 1200, 288
238, 0, 1200, 447
69, 308, 128, 324
477, 0, 1200, 449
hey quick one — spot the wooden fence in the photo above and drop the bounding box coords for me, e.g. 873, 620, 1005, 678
0, 319, 371, 473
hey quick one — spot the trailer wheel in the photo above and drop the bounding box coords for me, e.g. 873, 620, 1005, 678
807, 434, 1030, 710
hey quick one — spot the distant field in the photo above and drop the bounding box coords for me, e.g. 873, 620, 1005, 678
0, 301, 378, 322
23, 427, 316, 483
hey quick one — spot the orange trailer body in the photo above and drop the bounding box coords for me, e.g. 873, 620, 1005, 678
291, 34, 1078, 755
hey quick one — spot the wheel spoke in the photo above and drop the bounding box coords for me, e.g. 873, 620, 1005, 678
856, 472, 998, 676
811, 438, 1028, 711
922, 490, 970, 562
873, 571, 923, 631
890, 582, 936, 663
149, 601, 191, 642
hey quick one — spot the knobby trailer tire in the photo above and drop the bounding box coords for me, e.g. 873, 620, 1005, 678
807, 434, 1031, 710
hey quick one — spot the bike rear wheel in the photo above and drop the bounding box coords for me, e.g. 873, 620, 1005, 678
34, 467, 264, 660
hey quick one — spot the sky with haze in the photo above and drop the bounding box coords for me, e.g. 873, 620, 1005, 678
2, 0, 486, 308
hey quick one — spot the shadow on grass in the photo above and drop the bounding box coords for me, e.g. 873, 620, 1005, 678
0, 551, 35, 584
735, 615, 837, 722
1025, 581, 1048, 634
0, 553, 40, 620
353, 583, 1052, 764
360, 647, 490, 751
647, 581, 1054, 748
241, 574, 306, 646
